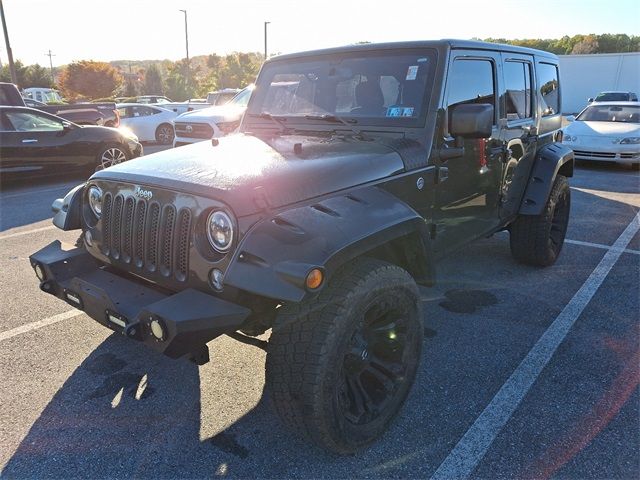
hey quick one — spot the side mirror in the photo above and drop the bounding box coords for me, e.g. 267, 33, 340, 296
449, 103, 494, 139
566, 115, 576, 122
587, 97, 594, 103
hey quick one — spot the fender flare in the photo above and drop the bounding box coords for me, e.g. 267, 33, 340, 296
224, 186, 435, 303
518, 143, 574, 216
52, 183, 84, 231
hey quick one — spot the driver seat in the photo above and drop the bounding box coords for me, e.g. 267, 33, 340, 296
351, 81, 385, 116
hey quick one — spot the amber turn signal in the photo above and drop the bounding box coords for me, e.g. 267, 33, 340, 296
305, 268, 324, 290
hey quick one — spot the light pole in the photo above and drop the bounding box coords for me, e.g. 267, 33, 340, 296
179, 9, 190, 92
264, 21, 270, 60
0, 0, 17, 84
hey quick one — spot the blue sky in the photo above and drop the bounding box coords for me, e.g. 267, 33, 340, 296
2, 0, 639, 66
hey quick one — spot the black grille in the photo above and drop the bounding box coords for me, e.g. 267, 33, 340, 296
100, 194, 191, 282
174, 122, 214, 139
572, 150, 616, 159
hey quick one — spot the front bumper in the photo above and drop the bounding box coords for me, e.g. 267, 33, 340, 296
566, 143, 640, 163
30, 241, 250, 361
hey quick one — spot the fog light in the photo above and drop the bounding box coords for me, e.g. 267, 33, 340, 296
106, 311, 126, 328
150, 319, 165, 341
34, 263, 45, 282
209, 268, 224, 291
84, 230, 93, 247
64, 290, 82, 307
305, 268, 324, 290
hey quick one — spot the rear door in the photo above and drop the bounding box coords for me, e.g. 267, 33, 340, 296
498, 52, 539, 219
433, 51, 505, 253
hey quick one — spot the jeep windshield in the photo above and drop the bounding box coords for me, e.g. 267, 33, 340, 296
247, 49, 436, 130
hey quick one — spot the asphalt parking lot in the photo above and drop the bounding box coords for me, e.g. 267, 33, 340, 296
0, 151, 638, 478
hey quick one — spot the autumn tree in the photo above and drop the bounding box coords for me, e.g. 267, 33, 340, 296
144, 64, 164, 94
58, 60, 123, 100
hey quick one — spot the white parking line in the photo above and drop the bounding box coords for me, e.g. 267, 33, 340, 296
565, 238, 640, 255
0, 225, 56, 241
0, 310, 83, 343
431, 211, 640, 480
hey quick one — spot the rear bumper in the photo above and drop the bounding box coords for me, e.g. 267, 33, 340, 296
29, 241, 250, 360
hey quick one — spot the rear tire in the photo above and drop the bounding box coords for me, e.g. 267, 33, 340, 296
266, 258, 423, 454
155, 123, 174, 145
510, 175, 570, 266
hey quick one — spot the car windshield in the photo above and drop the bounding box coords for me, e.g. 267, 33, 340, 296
577, 104, 640, 123
248, 49, 436, 127
594, 92, 629, 102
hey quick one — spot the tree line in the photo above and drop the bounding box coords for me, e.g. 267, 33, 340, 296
1, 33, 637, 102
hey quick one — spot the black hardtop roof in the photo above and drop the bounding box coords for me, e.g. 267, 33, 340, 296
268, 39, 558, 63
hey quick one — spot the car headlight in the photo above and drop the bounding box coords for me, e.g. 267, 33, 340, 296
87, 185, 103, 218
216, 120, 241, 135
563, 135, 577, 142
620, 137, 640, 144
206, 210, 234, 252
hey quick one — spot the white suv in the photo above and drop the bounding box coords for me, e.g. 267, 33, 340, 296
172, 86, 253, 147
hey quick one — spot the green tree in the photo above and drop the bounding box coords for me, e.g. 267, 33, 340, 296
144, 64, 163, 95
58, 60, 123, 100
164, 59, 199, 101
24, 64, 54, 88
0, 60, 28, 87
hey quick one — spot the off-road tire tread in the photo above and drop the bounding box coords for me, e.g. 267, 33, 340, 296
510, 175, 570, 266
266, 258, 421, 454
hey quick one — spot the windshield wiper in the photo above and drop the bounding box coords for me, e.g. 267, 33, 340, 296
250, 112, 290, 133
303, 114, 368, 140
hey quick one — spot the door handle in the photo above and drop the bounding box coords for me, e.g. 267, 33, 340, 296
22, 139, 38, 143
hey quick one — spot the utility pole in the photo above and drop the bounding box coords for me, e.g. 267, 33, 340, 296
0, 0, 17, 84
264, 21, 270, 60
179, 9, 189, 90
45, 49, 55, 84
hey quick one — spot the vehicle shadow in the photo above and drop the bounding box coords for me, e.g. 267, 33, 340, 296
0, 176, 85, 232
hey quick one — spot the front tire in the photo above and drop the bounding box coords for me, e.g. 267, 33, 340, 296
155, 123, 175, 145
266, 258, 423, 454
96, 144, 128, 171
510, 175, 570, 266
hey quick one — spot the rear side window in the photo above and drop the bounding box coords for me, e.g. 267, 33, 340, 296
446, 59, 496, 121
538, 63, 559, 116
504, 61, 532, 120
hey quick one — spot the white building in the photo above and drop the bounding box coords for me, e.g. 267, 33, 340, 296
559, 52, 640, 114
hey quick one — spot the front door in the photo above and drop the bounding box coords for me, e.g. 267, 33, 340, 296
433, 51, 505, 254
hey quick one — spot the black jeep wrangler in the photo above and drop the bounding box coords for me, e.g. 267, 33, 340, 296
31, 40, 573, 454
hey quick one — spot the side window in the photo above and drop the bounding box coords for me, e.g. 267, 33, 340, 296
132, 106, 152, 117
538, 63, 559, 116
5, 111, 63, 132
504, 61, 532, 120
446, 58, 496, 123
117, 107, 129, 118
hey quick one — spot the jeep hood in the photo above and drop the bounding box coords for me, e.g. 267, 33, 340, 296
92, 133, 407, 216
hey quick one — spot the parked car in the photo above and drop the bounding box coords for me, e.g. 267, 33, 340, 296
588, 91, 638, 103
22, 87, 64, 104
1, 82, 119, 127
157, 100, 210, 115
116, 103, 178, 144
135, 95, 172, 104
563, 101, 640, 166
0, 106, 141, 181
33, 40, 573, 454
206, 88, 240, 105
173, 85, 253, 146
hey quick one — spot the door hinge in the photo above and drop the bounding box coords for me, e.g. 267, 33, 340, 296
429, 223, 437, 239
435, 166, 449, 184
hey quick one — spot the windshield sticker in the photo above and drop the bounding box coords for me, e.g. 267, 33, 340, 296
406, 65, 419, 81
417, 57, 428, 63
386, 106, 415, 117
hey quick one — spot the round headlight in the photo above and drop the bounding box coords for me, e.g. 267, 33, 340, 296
87, 185, 103, 218
206, 210, 234, 253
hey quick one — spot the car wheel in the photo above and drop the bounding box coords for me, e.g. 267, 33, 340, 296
509, 175, 571, 266
155, 123, 175, 145
97, 145, 128, 170
266, 258, 423, 454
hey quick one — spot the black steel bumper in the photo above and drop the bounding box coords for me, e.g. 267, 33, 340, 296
29, 241, 250, 361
